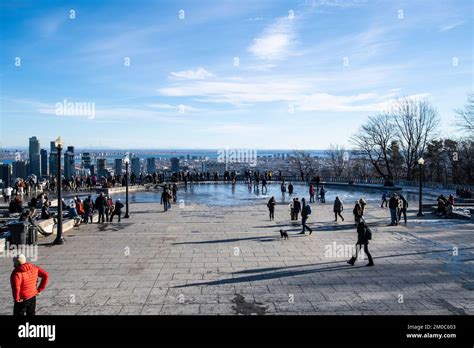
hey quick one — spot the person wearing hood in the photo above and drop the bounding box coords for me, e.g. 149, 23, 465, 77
10, 254, 49, 315
110, 198, 124, 222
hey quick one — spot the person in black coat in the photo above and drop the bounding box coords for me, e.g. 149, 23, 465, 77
293, 198, 301, 220
94, 193, 107, 223
267, 197, 276, 220
347, 220, 374, 267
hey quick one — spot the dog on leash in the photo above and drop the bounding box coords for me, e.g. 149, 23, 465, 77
280, 229, 289, 239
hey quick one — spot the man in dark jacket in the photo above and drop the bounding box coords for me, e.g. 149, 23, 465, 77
398, 194, 408, 224
347, 220, 374, 267
299, 198, 313, 235
293, 198, 301, 221
94, 193, 107, 223
11, 254, 49, 315
388, 194, 399, 226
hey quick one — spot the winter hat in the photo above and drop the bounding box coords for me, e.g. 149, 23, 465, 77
13, 254, 26, 267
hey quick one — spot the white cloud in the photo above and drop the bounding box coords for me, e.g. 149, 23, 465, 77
170, 67, 214, 80
439, 21, 465, 32
247, 16, 297, 60
296, 92, 432, 113
159, 78, 309, 105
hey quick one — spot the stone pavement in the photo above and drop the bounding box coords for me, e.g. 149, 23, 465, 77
0, 197, 473, 315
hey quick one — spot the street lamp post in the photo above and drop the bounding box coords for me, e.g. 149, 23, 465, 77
53, 137, 65, 245
417, 157, 425, 217
124, 156, 130, 218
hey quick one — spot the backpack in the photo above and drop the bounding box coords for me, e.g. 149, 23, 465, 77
305, 205, 312, 215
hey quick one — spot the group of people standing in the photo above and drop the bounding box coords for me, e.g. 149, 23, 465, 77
70, 193, 124, 224
381, 192, 409, 226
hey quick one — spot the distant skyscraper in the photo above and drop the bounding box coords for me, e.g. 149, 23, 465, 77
29, 136, 41, 176
97, 158, 108, 177
40, 149, 48, 176
12, 160, 28, 179
0, 163, 12, 186
170, 157, 180, 173
146, 157, 156, 174
131, 157, 141, 176
49, 141, 58, 176
64, 146, 75, 178
82, 152, 92, 169
114, 158, 123, 176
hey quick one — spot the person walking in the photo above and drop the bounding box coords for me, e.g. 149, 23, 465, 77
289, 199, 295, 220
319, 186, 326, 203
172, 183, 178, 203
398, 194, 408, 224
288, 183, 294, 195
105, 195, 114, 222
161, 187, 169, 212
110, 198, 124, 222
83, 195, 94, 223
95, 193, 107, 224
347, 220, 374, 267
10, 254, 49, 316
280, 182, 286, 194
381, 191, 388, 208
293, 198, 301, 221
353, 200, 362, 226
4, 186, 12, 203
299, 198, 313, 235
309, 184, 315, 203
333, 196, 344, 222
267, 196, 276, 220
388, 193, 399, 226
261, 177, 267, 194
359, 198, 367, 216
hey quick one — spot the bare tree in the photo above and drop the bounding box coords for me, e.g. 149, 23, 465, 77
289, 151, 319, 179
326, 145, 348, 177
455, 93, 474, 135
391, 98, 440, 180
350, 114, 396, 180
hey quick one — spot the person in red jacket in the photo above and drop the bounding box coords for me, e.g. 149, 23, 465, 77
10, 254, 49, 316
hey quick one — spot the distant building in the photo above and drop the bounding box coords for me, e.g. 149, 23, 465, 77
12, 160, 28, 180
82, 152, 92, 169
114, 158, 123, 176
0, 163, 12, 187
64, 146, 75, 179
131, 157, 141, 176
201, 161, 226, 173
146, 157, 156, 174
170, 157, 180, 173
97, 158, 108, 177
49, 141, 58, 177
89, 164, 95, 176
29, 136, 41, 176
40, 149, 48, 177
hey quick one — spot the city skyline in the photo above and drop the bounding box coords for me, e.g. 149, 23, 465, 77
1, 0, 473, 149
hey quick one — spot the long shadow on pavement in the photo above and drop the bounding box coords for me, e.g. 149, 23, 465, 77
174, 246, 474, 288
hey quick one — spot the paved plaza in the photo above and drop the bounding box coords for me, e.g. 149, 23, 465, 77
1, 197, 473, 315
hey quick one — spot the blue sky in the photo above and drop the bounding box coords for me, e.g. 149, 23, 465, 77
1, 0, 472, 149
